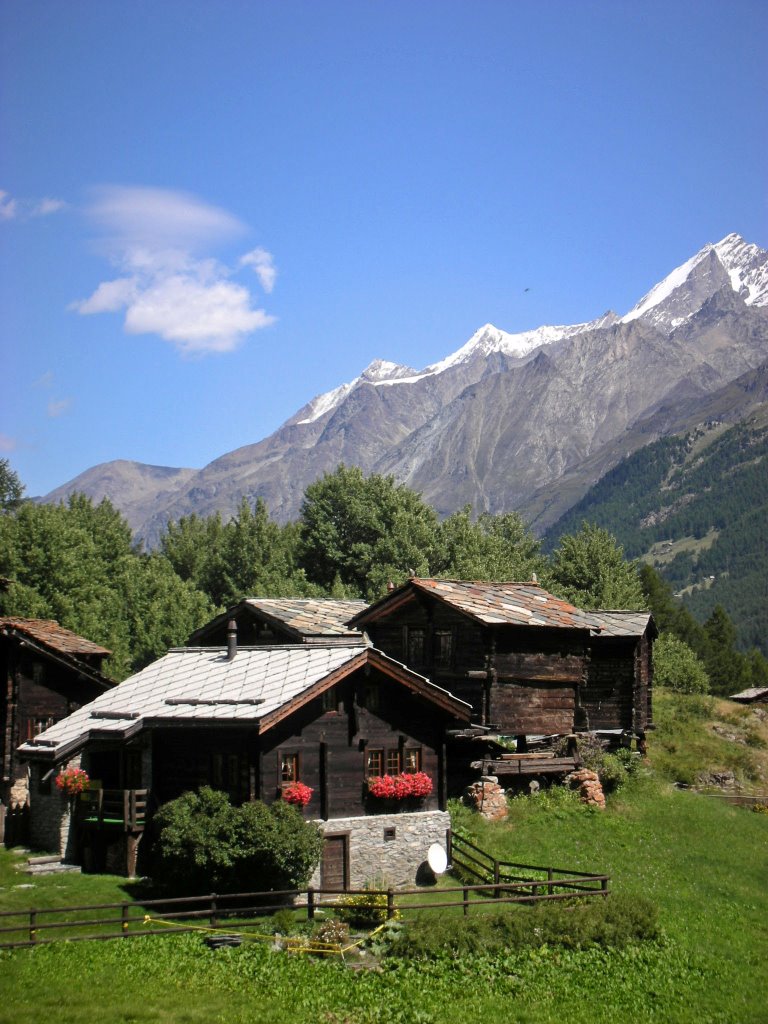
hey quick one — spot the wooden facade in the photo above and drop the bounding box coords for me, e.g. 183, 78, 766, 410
1, 618, 112, 839
350, 580, 655, 741
19, 644, 469, 876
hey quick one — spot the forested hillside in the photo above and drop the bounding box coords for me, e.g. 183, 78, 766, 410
544, 408, 768, 654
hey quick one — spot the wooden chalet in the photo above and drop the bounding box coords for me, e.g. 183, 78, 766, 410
188, 597, 368, 647
19, 638, 470, 883
1, 618, 113, 844
349, 579, 655, 787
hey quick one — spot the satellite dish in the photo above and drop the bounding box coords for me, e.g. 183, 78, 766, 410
427, 843, 448, 875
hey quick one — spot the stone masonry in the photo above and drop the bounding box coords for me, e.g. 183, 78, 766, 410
463, 777, 509, 821
309, 810, 451, 890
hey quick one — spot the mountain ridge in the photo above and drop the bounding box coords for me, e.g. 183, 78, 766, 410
40, 233, 768, 544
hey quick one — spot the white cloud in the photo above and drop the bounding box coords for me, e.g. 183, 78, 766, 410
240, 247, 277, 293
87, 185, 244, 251
0, 433, 17, 452
0, 191, 18, 220
33, 197, 67, 217
34, 371, 55, 388
47, 399, 72, 418
74, 186, 276, 355
124, 275, 275, 354
0, 189, 66, 220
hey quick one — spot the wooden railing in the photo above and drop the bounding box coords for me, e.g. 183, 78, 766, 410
450, 831, 608, 899
0, 869, 611, 949
78, 789, 149, 831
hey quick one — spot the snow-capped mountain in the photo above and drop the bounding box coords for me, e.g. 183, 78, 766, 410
621, 233, 768, 333
43, 233, 768, 541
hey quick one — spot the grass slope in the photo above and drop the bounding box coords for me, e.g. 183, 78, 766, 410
1, 695, 766, 1024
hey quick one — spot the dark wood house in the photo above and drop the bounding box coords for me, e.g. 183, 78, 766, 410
1, 618, 113, 842
349, 580, 655, 785
188, 598, 368, 647
19, 641, 469, 883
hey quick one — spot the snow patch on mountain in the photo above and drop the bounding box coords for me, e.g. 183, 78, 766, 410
622, 233, 768, 331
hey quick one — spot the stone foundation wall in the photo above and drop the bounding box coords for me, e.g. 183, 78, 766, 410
28, 756, 81, 858
309, 810, 451, 890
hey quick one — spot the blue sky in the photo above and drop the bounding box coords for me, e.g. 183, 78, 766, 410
2, 1, 766, 498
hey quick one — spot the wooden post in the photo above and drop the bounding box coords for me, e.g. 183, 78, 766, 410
493, 861, 500, 900
462, 887, 469, 916
601, 877, 609, 899
307, 887, 315, 921
121, 903, 129, 936
386, 888, 395, 921
29, 910, 36, 945
210, 894, 218, 928
547, 866, 554, 897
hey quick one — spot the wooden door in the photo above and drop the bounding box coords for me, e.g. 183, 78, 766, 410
321, 834, 349, 891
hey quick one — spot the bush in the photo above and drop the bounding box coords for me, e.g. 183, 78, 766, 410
153, 787, 323, 894
654, 633, 710, 694
389, 893, 659, 959
335, 885, 399, 927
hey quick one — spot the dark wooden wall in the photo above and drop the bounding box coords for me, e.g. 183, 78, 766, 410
582, 638, 636, 731
1, 639, 105, 789
149, 664, 449, 820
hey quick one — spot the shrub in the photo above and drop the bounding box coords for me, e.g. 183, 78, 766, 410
311, 918, 349, 954
335, 885, 400, 927
152, 787, 323, 894
390, 893, 659, 959
654, 633, 710, 694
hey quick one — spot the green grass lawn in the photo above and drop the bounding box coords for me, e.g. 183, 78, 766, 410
1, 692, 767, 1024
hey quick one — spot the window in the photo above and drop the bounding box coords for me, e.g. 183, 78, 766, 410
386, 749, 401, 775
403, 748, 422, 774
433, 629, 454, 668
26, 716, 55, 740
366, 749, 383, 777
407, 628, 426, 666
383, 826, 396, 842
322, 686, 339, 713
281, 752, 299, 786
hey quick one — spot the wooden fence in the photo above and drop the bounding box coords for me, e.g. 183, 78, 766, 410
0, 867, 610, 950
449, 831, 609, 898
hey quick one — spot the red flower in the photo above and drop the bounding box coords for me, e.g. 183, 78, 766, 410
55, 767, 90, 797
368, 772, 432, 800
282, 781, 313, 807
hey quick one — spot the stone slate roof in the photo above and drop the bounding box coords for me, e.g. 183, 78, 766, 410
352, 579, 595, 630
583, 611, 656, 638
243, 598, 368, 638
19, 644, 469, 762
729, 687, 768, 703
189, 598, 368, 645
0, 617, 111, 657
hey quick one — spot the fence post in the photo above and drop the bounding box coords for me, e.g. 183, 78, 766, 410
29, 910, 36, 945
386, 888, 395, 921
493, 861, 500, 900
307, 887, 315, 921
547, 867, 554, 897
463, 887, 469, 917
601, 877, 609, 899
121, 904, 130, 936
210, 894, 218, 928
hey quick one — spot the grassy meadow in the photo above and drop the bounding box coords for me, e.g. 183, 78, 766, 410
1, 689, 766, 1024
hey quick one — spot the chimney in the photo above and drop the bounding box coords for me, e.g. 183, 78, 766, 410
226, 618, 238, 661
387, 580, 395, 592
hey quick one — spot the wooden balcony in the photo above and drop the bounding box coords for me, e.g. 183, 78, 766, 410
78, 789, 149, 832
